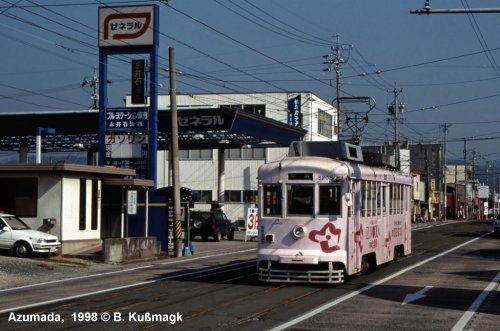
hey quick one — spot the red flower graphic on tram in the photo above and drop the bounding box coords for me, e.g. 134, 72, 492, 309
309, 223, 342, 253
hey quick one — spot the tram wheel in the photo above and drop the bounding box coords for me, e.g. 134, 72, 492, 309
361, 254, 376, 274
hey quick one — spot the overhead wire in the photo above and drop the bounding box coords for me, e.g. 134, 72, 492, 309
461, 0, 500, 78
2, 0, 499, 163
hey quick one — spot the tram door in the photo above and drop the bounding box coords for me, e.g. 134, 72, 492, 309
382, 183, 389, 253
352, 180, 362, 273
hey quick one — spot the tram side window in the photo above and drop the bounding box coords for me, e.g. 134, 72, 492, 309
397, 184, 402, 214
390, 184, 396, 215
361, 180, 382, 217
361, 180, 368, 217
390, 184, 404, 215
287, 185, 314, 215
376, 182, 382, 215
263, 184, 282, 216
319, 185, 341, 215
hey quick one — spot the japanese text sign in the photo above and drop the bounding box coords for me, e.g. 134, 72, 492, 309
99, 5, 156, 48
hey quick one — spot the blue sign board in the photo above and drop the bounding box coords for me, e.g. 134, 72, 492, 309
287, 95, 302, 127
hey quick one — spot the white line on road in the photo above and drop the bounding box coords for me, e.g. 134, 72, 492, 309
451, 271, 500, 331
0, 259, 255, 315
271, 232, 490, 331
0, 248, 257, 294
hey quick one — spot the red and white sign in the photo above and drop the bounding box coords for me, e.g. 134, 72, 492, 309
99, 6, 155, 48
246, 208, 259, 236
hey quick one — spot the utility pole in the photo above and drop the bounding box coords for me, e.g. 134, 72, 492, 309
81, 68, 99, 110
169, 47, 184, 257
323, 34, 352, 141
463, 138, 468, 220
388, 87, 404, 170
471, 149, 477, 219
440, 123, 450, 220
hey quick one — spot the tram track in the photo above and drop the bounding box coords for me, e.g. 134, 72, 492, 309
1, 221, 496, 330
27, 258, 332, 330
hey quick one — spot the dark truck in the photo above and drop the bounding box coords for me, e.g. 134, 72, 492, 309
190, 211, 235, 242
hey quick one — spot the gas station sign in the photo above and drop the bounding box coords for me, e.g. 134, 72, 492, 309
99, 5, 156, 48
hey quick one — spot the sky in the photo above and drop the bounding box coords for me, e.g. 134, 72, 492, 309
1, 0, 500, 178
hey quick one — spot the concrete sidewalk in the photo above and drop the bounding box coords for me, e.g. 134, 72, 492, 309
63, 230, 256, 264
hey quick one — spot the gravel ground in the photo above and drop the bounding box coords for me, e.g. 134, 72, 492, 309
0, 233, 255, 289
0, 252, 122, 289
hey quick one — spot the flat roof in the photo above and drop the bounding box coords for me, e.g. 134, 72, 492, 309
0, 108, 306, 152
0, 163, 136, 177
103, 178, 154, 188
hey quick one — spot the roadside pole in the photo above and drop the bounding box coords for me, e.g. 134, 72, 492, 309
169, 47, 184, 257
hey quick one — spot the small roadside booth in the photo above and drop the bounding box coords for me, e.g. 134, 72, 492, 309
0, 163, 153, 255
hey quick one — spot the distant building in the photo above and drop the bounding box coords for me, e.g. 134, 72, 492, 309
363, 142, 445, 221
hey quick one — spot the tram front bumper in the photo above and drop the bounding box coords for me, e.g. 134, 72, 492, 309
258, 249, 346, 283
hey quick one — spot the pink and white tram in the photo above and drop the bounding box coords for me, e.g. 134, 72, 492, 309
257, 141, 412, 283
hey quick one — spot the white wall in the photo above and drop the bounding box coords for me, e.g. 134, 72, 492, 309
36, 176, 62, 237
61, 178, 100, 241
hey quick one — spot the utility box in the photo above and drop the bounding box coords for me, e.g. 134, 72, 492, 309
43, 218, 57, 226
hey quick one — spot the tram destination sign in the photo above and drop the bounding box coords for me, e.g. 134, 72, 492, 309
288, 173, 313, 180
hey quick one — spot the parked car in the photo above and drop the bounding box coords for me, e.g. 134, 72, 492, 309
190, 211, 235, 242
0, 213, 61, 257
494, 217, 500, 234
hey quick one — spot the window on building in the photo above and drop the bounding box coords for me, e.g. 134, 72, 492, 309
319, 185, 341, 215
225, 148, 265, 160
180, 149, 213, 160
226, 148, 241, 159
0, 178, 37, 217
224, 190, 241, 203
243, 190, 257, 203
192, 190, 212, 203
318, 109, 333, 139
243, 148, 265, 159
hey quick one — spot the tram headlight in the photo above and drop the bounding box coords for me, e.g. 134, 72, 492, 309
292, 225, 307, 239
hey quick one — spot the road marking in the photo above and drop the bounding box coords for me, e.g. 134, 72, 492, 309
451, 271, 500, 331
0, 248, 257, 294
402, 286, 433, 305
271, 232, 490, 331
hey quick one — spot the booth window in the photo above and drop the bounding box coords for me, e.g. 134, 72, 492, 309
79, 179, 86, 230
91, 179, 98, 230
0, 178, 37, 217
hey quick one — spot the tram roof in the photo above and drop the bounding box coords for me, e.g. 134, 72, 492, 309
0, 108, 306, 152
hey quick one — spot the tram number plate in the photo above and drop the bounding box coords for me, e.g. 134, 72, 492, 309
280, 256, 318, 264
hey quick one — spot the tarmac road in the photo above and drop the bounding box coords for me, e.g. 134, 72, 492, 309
0, 222, 498, 331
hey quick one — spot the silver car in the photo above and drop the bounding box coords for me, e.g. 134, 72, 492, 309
0, 214, 61, 257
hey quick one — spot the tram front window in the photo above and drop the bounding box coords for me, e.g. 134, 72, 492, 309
287, 185, 314, 215
263, 184, 282, 216
319, 185, 341, 215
